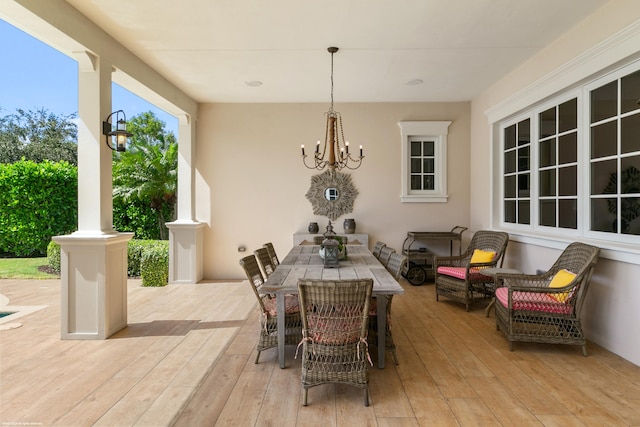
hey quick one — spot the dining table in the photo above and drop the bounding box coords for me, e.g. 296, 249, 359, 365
261, 243, 405, 369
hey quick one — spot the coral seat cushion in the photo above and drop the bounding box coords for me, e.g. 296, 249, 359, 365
437, 266, 491, 281
307, 315, 361, 345
263, 295, 300, 316
495, 287, 573, 315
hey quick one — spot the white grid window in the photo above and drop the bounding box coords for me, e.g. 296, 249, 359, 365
409, 138, 436, 191
538, 98, 578, 230
588, 67, 640, 237
502, 118, 531, 225
398, 121, 451, 203
498, 60, 640, 245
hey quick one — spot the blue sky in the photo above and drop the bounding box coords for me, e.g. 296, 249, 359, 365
0, 19, 178, 135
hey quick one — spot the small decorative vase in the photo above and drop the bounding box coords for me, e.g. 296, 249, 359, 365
343, 218, 356, 234
308, 222, 319, 233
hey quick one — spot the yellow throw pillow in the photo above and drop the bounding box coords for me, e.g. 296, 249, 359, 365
470, 249, 496, 264
548, 269, 576, 302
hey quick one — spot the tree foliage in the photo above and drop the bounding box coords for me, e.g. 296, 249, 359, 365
112, 111, 177, 240
0, 108, 77, 165
113, 196, 173, 240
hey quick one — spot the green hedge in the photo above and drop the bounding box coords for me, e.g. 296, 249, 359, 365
140, 241, 169, 287
46, 239, 169, 286
47, 240, 61, 274
0, 160, 170, 257
0, 160, 77, 256
127, 239, 149, 277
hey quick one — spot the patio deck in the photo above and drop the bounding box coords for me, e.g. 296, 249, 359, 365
1, 277, 639, 426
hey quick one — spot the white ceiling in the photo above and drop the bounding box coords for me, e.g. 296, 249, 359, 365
65, 0, 609, 104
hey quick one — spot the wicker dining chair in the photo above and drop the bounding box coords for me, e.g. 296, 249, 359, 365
386, 253, 408, 280
434, 230, 509, 311
263, 242, 280, 266
255, 247, 276, 278
494, 242, 600, 355
378, 246, 396, 268
239, 255, 302, 363
372, 241, 386, 259
368, 252, 407, 365
296, 278, 374, 406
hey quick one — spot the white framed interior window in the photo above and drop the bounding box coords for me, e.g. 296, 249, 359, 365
493, 59, 640, 259
398, 121, 451, 203
585, 63, 640, 241
499, 93, 582, 235
501, 115, 532, 226
537, 96, 579, 231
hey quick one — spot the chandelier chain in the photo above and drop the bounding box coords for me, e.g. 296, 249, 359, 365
330, 49, 334, 113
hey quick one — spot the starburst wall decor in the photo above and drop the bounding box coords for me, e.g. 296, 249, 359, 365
305, 169, 358, 221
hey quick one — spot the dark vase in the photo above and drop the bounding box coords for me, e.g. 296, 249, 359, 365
308, 222, 319, 233
343, 218, 356, 234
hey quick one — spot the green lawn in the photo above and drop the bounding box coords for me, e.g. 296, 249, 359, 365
0, 257, 59, 279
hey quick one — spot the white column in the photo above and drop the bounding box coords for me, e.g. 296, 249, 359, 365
74, 51, 114, 234
167, 113, 205, 284
176, 113, 196, 221
54, 51, 132, 339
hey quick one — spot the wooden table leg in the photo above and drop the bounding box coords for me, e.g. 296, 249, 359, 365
277, 294, 286, 368
377, 295, 387, 369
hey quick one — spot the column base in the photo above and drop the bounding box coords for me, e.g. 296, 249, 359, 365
54, 232, 133, 340
166, 221, 206, 284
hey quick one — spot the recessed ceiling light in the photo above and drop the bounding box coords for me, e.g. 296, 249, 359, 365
405, 79, 423, 86
245, 80, 263, 87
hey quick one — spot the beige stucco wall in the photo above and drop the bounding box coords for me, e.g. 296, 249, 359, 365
196, 102, 470, 279
470, 1, 640, 366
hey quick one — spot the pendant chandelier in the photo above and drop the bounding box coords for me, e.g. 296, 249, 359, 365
301, 47, 364, 170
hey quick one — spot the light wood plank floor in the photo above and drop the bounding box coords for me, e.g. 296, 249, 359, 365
1, 277, 640, 426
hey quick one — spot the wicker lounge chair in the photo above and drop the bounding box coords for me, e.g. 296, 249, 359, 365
494, 242, 600, 355
434, 230, 509, 311
368, 252, 407, 365
296, 278, 373, 406
239, 255, 302, 363
263, 242, 280, 266
254, 247, 276, 278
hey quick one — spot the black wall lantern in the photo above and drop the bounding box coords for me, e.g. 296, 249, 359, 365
103, 110, 132, 152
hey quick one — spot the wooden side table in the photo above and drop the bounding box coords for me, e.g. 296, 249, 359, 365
481, 267, 522, 317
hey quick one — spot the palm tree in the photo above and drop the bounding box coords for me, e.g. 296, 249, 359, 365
112, 112, 177, 240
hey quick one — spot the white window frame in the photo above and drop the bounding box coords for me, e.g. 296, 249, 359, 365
583, 61, 640, 245
398, 121, 451, 203
499, 113, 534, 229
485, 28, 640, 265
534, 95, 581, 233
500, 91, 584, 238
